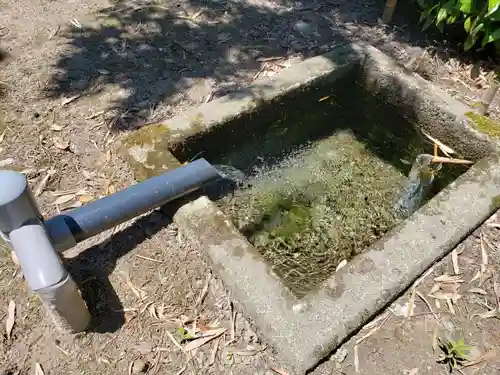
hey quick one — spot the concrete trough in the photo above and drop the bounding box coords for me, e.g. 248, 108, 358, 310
122, 43, 500, 373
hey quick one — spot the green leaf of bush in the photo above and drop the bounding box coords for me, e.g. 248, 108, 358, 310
459, 0, 474, 13
464, 16, 473, 31
488, 0, 500, 12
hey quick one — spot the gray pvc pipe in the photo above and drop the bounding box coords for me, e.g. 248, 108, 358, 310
9, 225, 90, 333
0, 170, 90, 333
45, 158, 221, 251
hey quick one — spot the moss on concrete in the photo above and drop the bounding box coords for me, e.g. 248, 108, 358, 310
121, 123, 181, 181
466, 111, 500, 138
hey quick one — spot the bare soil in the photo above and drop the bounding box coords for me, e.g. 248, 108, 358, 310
1, 0, 500, 374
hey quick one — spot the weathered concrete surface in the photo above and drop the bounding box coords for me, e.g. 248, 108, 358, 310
175, 154, 500, 374
357, 44, 499, 160
159, 43, 498, 160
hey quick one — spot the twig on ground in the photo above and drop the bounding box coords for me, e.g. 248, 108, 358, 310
354, 313, 391, 372
166, 331, 183, 351
416, 291, 442, 325
230, 301, 236, 342
452, 250, 460, 275
208, 336, 221, 366
135, 254, 163, 263
196, 271, 212, 306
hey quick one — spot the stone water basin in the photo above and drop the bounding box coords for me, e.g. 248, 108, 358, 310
123, 44, 500, 373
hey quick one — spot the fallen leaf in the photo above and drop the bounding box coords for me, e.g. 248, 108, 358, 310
208, 337, 221, 366
183, 328, 226, 351
336, 259, 347, 271
446, 298, 455, 315
5, 300, 15, 339
122, 271, 147, 300
78, 194, 94, 203
61, 201, 83, 210
97, 69, 110, 75
11, 251, 19, 266
0, 131, 4, 143
432, 324, 439, 352
332, 347, 348, 363
439, 283, 461, 294
256, 56, 283, 62
480, 232, 489, 268
174, 365, 187, 375
130, 359, 148, 374
354, 344, 360, 373
35, 363, 45, 375
421, 130, 454, 156
235, 349, 259, 356
85, 110, 105, 120
0, 158, 15, 167
61, 94, 81, 106
452, 249, 460, 274
468, 288, 487, 295
196, 271, 212, 306
474, 309, 499, 319
407, 288, 416, 317
270, 368, 289, 375
50, 124, 64, 131
51, 194, 76, 205
35, 169, 56, 197
53, 137, 70, 150
428, 291, 461, 301
408, 368, 419, 375
434, 275, 464, 283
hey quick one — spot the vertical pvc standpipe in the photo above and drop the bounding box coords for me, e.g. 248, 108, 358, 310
0, 170, 90, 333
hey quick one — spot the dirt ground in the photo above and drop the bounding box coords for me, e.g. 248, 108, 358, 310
1, 0, 500, 374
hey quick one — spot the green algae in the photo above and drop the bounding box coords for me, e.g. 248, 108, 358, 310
466, 111, 500, 138
220, 131, 406, 297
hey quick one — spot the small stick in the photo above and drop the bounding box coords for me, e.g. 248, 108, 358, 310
430, 156, 473, 165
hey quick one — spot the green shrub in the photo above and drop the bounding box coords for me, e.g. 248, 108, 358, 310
417, 0, 500, 51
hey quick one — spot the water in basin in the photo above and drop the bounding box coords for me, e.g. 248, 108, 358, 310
173, 80, 469, 297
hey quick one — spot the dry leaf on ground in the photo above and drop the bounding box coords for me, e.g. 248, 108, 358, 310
51, 194, 76, 205
50, 124, 64, 131
474, 309, 499, 319
78, 194, 94, 203
196, 271, 212, 306
5, 300, 15, 339
468, 288, 487, 295
61, 94, 81, 106
434, 274, 464, 283
53, 137, 70, 150
34, 169, 56, 197
452, 249, 460, 274
183, 328, 226, 352
35, 363, 45, 375
270, 368, 290, 375
0, 158, 15, 167
336, 259, 347, 271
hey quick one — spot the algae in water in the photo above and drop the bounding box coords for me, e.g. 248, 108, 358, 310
219, 130, 406, 297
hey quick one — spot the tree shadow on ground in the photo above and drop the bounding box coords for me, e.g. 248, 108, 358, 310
45, 0, 367, 131
65, 207, 175, 333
